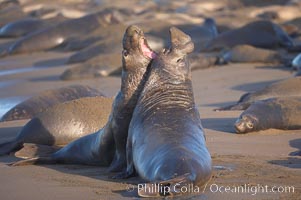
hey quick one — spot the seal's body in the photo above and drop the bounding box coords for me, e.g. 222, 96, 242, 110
1, 85, 105, 122
120, 27, 212, 194
0, 97, 113, 156
11, 25, 156, 170
216, 77, 301, 111
235, 97, 301, 133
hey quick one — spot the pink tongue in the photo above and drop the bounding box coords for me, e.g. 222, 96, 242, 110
140, 40, 157, 59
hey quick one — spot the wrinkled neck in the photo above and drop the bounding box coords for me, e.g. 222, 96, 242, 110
141, 68, 194, 109
120, 67, 148, 101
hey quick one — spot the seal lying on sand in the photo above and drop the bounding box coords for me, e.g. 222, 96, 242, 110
219, 45, 285, 64
204, 20, 294, 51
1, 9, 122, 56
61, 53, 122, 80
0, 16, 67, 38
1, 85, 104, 122
11, 25, 156, 170
117, 27, 212, 197
235, 97, 301, 133
0, 96, 113, 156
216, 77, 301, 111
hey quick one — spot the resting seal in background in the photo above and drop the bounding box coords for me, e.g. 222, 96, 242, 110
1, 85, 105, 122
235, 97, 301, 133
10, 25, 156, 170
1, 9, 122, 56
117, 27, 212, 197
215, 77, 301, 111
0, 96, 113, 156
204, 20, 293, 51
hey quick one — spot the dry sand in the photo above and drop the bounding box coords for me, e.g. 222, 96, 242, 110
0, 51, 300, 200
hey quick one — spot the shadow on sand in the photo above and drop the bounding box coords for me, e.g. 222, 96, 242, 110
268, 138, 301, 169
201, 117, 237, 133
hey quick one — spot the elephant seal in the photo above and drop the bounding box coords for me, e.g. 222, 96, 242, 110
235, 97, 301, 133
61, 53, 122, 80
2, 9, 122, 56
216, 77, 301, 111
188, 53, 218, 71
219, 45, 284, 64
0, 18, 45, 37
11, 25, 156, 169
0, 16, 67, 38
1, 85, 104, 122
0, 96, 113, 156
204, 20, 294, 51
117, 27, 212, 197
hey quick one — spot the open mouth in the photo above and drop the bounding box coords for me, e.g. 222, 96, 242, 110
139, 37, 157, 59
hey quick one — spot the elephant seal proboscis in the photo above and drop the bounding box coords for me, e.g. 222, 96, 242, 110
215, 77, 301, 111
235, 97, 301, 133
0, 96, 113, 156
116, 27, 212, 197
1, 85, 105, 122
10, 25, 156, 169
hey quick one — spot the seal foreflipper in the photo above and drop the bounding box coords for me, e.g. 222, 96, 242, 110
8, 156, 56, 166
14, 143, 60, 159
0, 140, 22, 155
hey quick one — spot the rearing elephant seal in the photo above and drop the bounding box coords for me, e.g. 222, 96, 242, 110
11, 25, 156, 169
117, 27, 212, 197
235, 97, 301, 134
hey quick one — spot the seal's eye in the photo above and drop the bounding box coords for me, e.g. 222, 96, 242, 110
123, 50, 129, 57
177, 58, 183, 63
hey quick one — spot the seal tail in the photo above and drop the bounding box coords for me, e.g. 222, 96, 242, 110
0, 140, 22, 156
8, 157, 56, 166
138, 173, 193, 197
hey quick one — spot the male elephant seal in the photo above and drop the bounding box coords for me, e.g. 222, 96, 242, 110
117, 27, 212, 197
235, 97, 301, 134
216, 77, 301, 111
0, 96, 113, 156
11, 25, 156, 169
1, 85, 104, 122
204, 20, 293, 51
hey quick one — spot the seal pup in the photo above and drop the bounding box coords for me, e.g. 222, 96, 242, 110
235, 97, 301, 133
1, 85, 104, 122
116, 27, 212, 196
204, 20, 294, 51
11, 25, 156, 169
215, 77, 301, 111
0, 96, 113, 156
